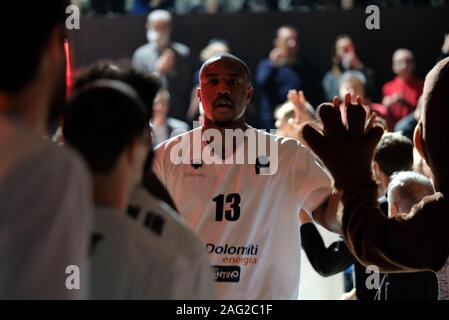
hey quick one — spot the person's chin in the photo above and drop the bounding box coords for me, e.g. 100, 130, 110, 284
213, 117, 233, 127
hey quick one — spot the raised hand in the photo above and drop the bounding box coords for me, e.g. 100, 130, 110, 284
156, 48, 176, 75
301, 93, 384, 190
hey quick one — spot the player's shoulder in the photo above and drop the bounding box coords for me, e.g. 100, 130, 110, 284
154, 126, 198, 152
96, 206, 182, 266
128, 187, 205, 257
249, 126, 303, 152
37, 141, 91, 185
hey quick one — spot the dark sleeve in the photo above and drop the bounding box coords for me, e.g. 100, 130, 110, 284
255, 59, 277, 89
342, 179, 449, 272
143, 170, 178, 213
300, 223, 354, 277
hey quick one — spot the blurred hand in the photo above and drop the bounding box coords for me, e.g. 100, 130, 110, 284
269, 47, 288, 67
156, 49, 176, 75
287, 90, 314, 125
301, 94, 384, 190
382, 92, 405, 107
342, 51, 363, 70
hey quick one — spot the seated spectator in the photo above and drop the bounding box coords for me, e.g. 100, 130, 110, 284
382, 49, 424, 130
151, 89, 190, 146
394, 95, 423, 141
338, 70, 387, 120
373, 132, 414, 201
322, 34, 375, 102
376, 171, 438, 300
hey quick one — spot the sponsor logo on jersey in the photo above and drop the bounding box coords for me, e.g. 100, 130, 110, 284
206, 243, 258, 255
213, 265, 241, 282
207, 243, 259, 266
183, 172, 206, 178
191, 159, 203, 169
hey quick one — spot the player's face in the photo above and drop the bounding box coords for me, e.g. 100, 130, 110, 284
198, 59, 253, 125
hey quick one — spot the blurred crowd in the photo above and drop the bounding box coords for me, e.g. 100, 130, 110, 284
72, 0, 449, 16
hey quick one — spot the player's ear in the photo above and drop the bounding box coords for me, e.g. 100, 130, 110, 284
246, 84, 253, 104
414, 121, 427, 163
372, 161, 381, 180
389, 202, 398, 218
197, 87, 201, 102
125, 138, 141, 165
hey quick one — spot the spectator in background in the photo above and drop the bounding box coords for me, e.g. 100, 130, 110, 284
90, 0, 126, 15
322, 34, 375, 102
274, 89, 315, 143
394, 94, 423, 141
151, 89, 189, 146
133, 9, 191, 121
338, 70, 387, 120
376, 171, 438, 300
256, 25, 304, 130
382, 49, 423, 130
131, 0, 175, 15
373, 132, 414, 207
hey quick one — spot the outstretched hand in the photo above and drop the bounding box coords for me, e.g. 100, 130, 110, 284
301, 94, 384, 190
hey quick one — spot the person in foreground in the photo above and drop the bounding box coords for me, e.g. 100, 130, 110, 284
301, 57, 449, 300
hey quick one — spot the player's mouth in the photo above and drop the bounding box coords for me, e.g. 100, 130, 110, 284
213, 98, 234, 109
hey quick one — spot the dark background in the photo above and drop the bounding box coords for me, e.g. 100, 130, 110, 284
68, 6, 449, 123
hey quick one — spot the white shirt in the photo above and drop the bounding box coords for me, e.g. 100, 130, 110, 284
153, 126, 333, 299
128, 186, 216, 299
0, 116, 93, 299
90, 203, 214, 299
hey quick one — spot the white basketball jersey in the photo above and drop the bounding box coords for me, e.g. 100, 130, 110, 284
153, 126, 333, 299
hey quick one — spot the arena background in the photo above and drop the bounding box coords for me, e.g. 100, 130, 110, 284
68, 6, 448, 299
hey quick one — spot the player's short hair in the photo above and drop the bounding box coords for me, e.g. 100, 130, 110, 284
199, 53, 251, 82
423, 57, 449, 190
0, 1, 69, 93
374, 132, 413, 177
74, 61, 161, 121
63, 80, 148, 175
339, 70, 367, 87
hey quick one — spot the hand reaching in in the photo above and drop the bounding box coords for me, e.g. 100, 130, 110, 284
301, 94, 384, 190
